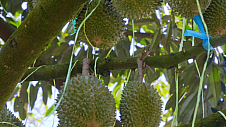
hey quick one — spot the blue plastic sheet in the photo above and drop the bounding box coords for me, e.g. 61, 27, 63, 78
183, 15, 213, 51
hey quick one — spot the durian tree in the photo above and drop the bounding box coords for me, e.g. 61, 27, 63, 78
1, 0, 226, 126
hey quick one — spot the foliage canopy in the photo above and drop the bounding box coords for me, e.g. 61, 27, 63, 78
1, 0, 226, 126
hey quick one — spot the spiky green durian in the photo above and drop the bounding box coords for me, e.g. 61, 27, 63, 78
0, 107, 25, 127
168, 0, 211, 18
76, 0, 125, 49
120, 81, 162, 127
56, 75, 115, 127
111, 0, 162, 19
203, 0, 226, 37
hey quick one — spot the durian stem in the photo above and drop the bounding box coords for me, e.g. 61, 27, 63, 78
137, 59, 143, 83
82, 58, 90, 75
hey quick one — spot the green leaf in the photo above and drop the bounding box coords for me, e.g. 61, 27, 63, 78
140, 38, 146, 45
21, 82, 29, 103
102, 75, 110, 85
14, 97, 19, 112
182, 64, 195, 85
179, 91, 197, 116
52, 43, 69, 56
150, 29, 160, 50
29, 85, 39, 110
209, 66, 221, 107
40, 82, 52, 105
19, 102, 26, 120
45, 104, 56, 117
112, 84, 122, 110
112, 70, 119, 78
172, 23, 178, 40
166, 94, 175, 110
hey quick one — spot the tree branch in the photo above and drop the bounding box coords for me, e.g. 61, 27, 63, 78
22, 33, 226, 81
0, 0, 88, 110
178, 108, 226, 127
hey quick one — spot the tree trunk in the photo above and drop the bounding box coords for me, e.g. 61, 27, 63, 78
0, 0, 88, 110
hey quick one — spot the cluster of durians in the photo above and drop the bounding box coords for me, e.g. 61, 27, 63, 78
56, 75, 162, 127
76, 0, 226, 49
76, 0, 163, 49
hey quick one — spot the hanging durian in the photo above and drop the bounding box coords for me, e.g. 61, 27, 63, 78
56, 75, 115, 127
120, 81, 162, 127
0, 106, 25, 127
167, 0, 211, 18
76, 0, 125, 49
203, 0, 226, 37
111, 0, 162, 19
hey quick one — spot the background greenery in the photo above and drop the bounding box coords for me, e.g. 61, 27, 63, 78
0, 0, 226, 126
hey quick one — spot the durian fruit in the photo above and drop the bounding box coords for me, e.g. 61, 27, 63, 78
203, 0, 226, 37
76, 0, 125, 49
0, 106, 25, 127
111, 0, 162, 19
167, 0, 211, 18
56, 75, 116, 127
120, 81, 162, 127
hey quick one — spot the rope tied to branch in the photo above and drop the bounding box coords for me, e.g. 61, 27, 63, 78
183, 15, 213, 51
